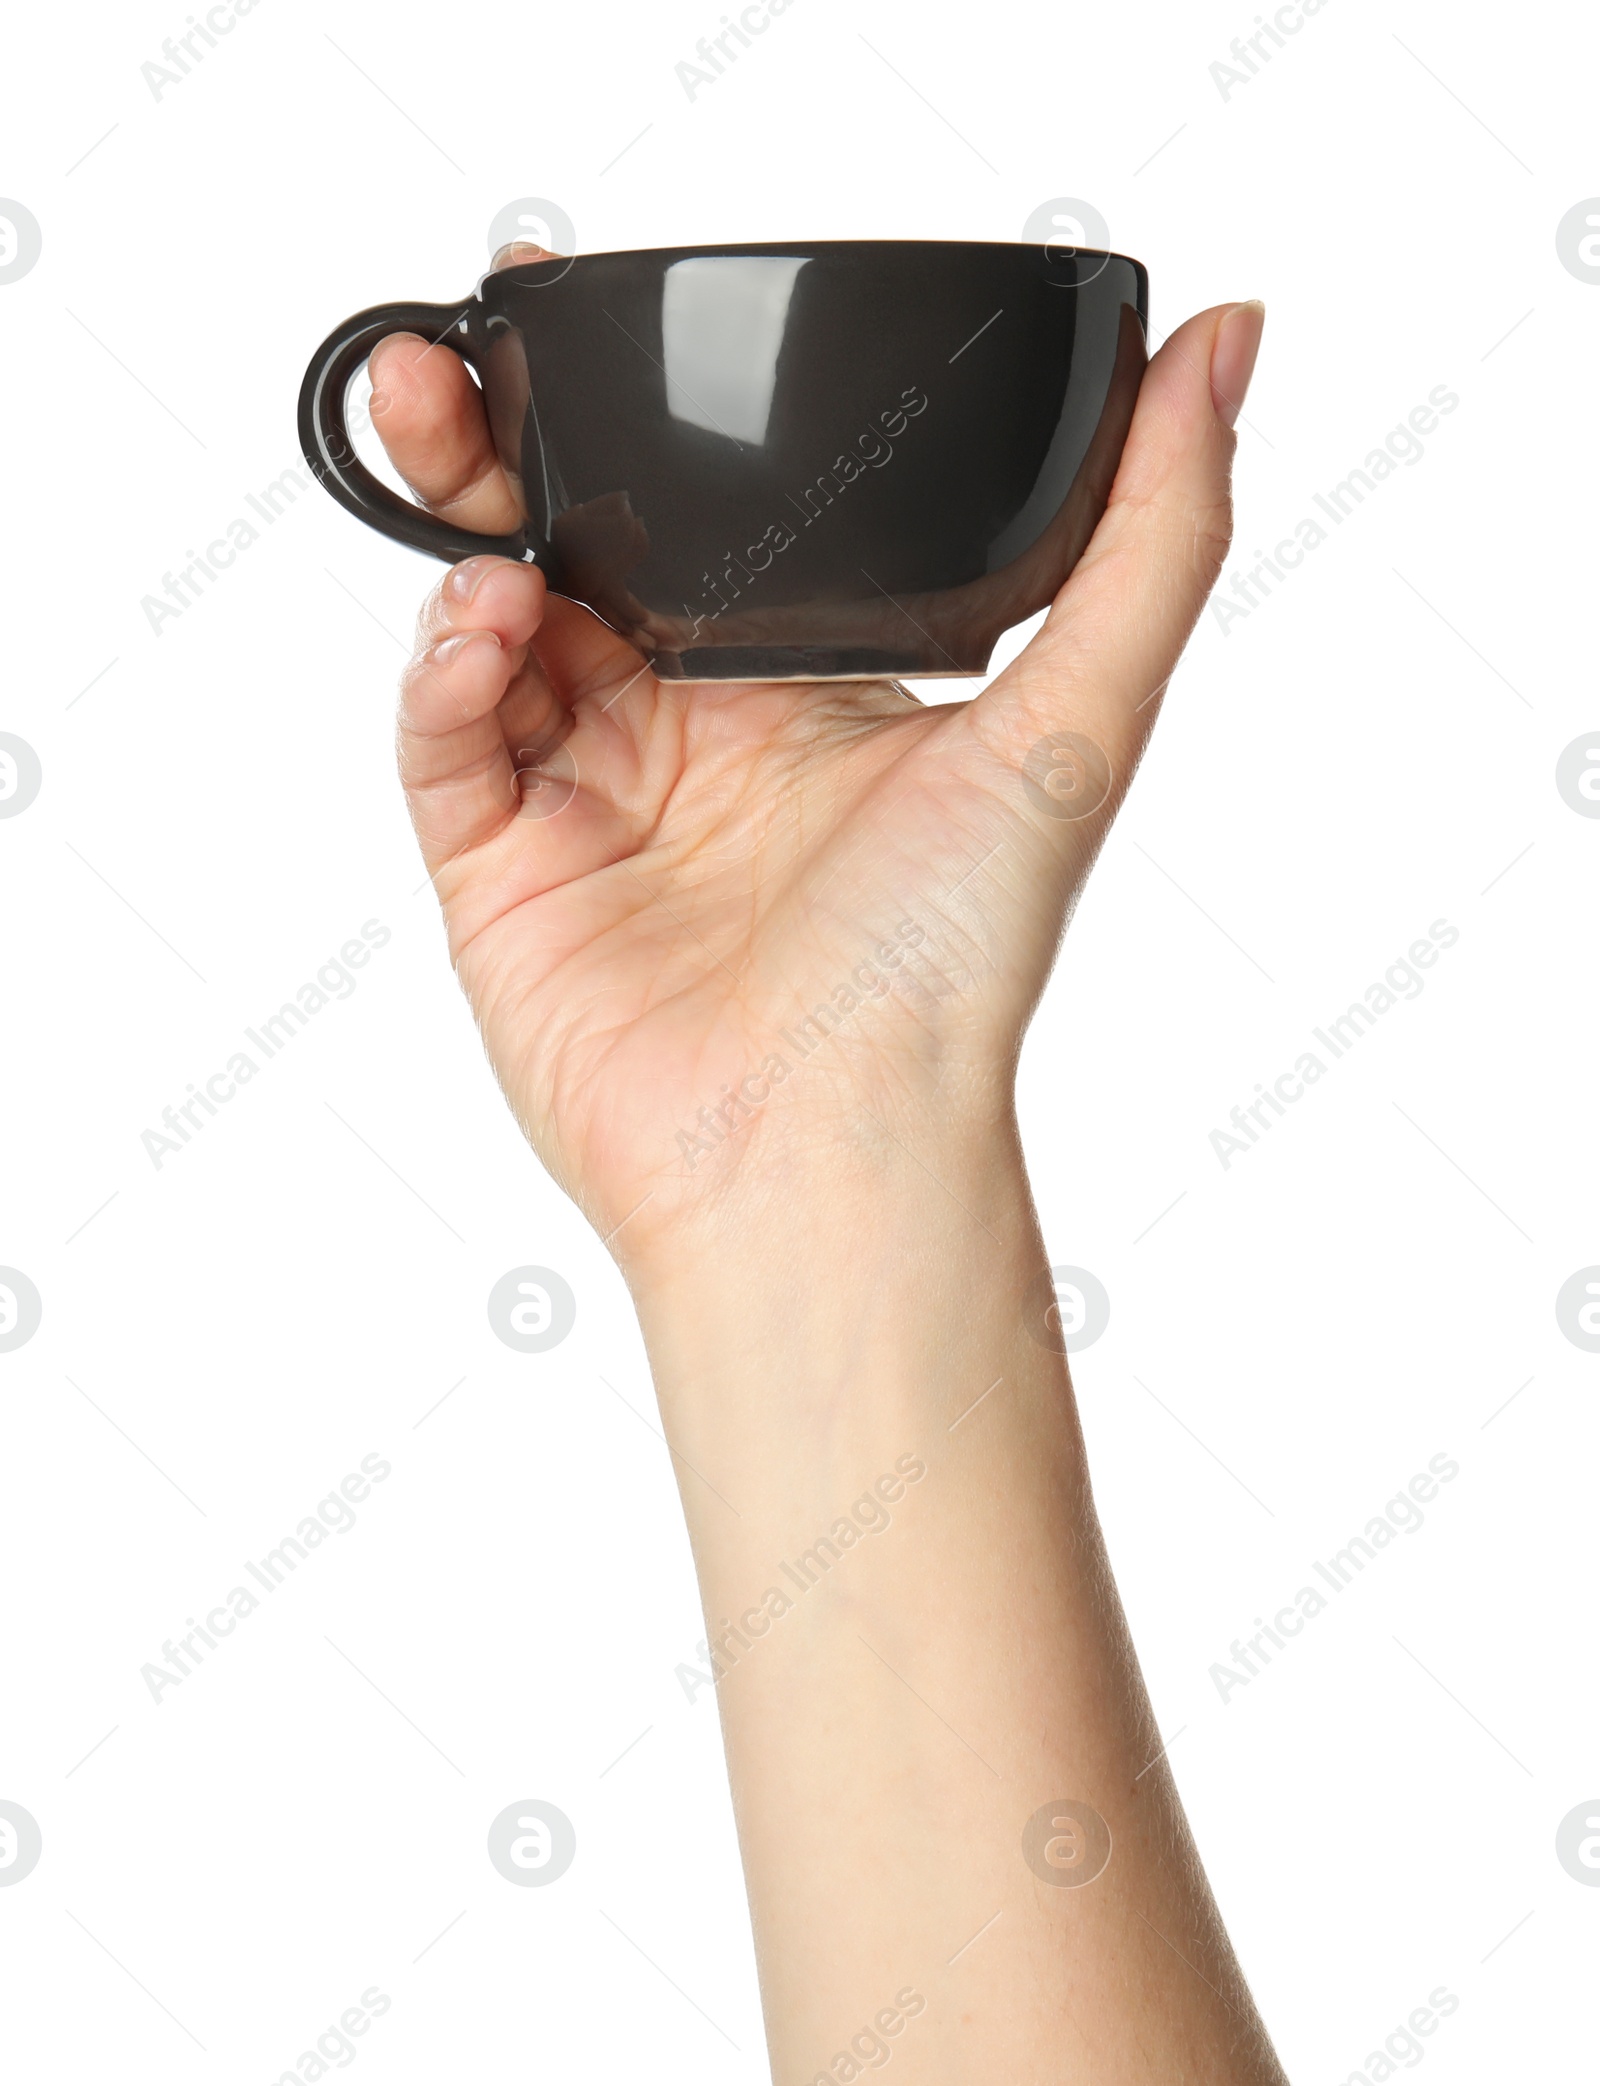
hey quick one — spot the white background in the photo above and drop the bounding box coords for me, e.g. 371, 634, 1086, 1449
2, 0, 1596, 2078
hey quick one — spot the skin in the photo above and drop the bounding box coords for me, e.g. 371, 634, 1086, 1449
368, 258, 1283, 2080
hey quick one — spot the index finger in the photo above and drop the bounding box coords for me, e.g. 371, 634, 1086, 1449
364, 241, 559, 548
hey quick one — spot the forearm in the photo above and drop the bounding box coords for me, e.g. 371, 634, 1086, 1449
630, 1128, 1285, 2083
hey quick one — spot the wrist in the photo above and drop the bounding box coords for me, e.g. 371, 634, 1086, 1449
629, 1093, 1026, 1275
622, 1118, 1051, 1438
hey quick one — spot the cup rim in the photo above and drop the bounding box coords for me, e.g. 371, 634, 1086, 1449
482, 235, 1145, 281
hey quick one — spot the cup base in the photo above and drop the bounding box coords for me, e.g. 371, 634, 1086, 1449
653, 643, 989, 683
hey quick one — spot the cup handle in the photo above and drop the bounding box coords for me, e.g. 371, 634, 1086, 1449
297, 298, 547, 569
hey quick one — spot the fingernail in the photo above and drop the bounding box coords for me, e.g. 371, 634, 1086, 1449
428, 629, 501, 668
1210, 300, 1265, 428
447, 556, 507, 605
367, 335, 400, 410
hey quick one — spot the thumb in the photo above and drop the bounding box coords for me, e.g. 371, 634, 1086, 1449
972, 299, 1264, 779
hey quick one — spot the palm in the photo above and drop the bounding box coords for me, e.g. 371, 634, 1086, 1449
433, 653, 1061, 1247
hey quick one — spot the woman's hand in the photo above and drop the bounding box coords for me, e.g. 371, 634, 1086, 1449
370, 278, 1285, 2084
370, 284, 1263, 1273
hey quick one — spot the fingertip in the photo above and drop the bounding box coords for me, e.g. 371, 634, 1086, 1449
1209, 300, 1265, 429
431, 626, 503, 666
985, 298, 1255, 750
444, 554, 518, 608
403, 625, 508, 734
367, 331, 428, 419
368, 330, 482, 438
434, 554, 547, 645
1109, 303, 1252, 492
1144, 302, 1263, 428
491, 240, 556, 269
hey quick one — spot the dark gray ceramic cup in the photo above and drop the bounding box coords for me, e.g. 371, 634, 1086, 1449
298, 239, 1148, 681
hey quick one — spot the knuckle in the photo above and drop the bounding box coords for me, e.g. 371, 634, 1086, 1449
430, 457, 505, 521
1188, 490, 1235, 580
